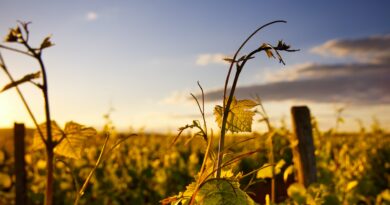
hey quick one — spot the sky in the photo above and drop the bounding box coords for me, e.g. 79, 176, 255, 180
0, 1, 389, 133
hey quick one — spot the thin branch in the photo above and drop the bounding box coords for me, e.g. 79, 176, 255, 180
197, 81, 208, 138
0, 51, 46, 145
0, 44, 33, 57
74, 134, 110, 205
29, 80, 43, 90
190, 92, 208, 142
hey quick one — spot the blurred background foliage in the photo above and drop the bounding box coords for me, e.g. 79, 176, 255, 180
0, 118, 389, 205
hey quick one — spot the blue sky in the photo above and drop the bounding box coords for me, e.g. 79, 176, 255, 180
0, 1, 389, 132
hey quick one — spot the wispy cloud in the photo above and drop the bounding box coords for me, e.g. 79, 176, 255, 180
199, 34, 390, 105
86, 11, 98, 21
195, 53, 228, 66
311, 34, 390, 63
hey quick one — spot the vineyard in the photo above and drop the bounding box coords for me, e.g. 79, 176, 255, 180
0, 119, 389, 204
0, 9, 389, 205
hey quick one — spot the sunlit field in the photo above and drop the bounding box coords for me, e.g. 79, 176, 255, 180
1, 123, 389, 204
1, 1, 390, 205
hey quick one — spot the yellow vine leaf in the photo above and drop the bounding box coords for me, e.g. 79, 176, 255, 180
214, 97, 257, 133
32, 121, 96, 159
54, 122, 96, 159
32, 121, 63, 150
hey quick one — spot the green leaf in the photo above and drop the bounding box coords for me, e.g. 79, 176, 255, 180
1, 71, 40, 93
54, 121, 96, 159
177, 179, 256, 205
40, 35, 54, 49
214, 98, 257, 133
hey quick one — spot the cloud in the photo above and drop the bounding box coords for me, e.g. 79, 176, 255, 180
86, 11, 98, 21
200, 34, 390, 105
196, 53, 228, 66
161, 91, 191, 105
311, 34, 390, 63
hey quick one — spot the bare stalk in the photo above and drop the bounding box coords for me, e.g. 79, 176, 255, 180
74, 135, 110, 205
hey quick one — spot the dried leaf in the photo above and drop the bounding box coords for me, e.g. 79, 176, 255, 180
1, 71, 41, 93
40, 35, 54, 49
4, 26, 22, 42
223, 58, 234, 63
260, 43, 275, 59
277, 40, 290, 50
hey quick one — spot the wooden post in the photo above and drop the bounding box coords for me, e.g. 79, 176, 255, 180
14, 123, 27, 205
290, 106, 317, 187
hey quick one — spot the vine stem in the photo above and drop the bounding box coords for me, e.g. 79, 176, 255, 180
37, 53, 54, 205
22, 37, 54, 205
217, 20, 286, 178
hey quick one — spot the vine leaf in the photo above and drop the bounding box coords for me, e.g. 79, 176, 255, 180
55, 122, 96, 159
1, 71, 40, 93
162, 179, 256, 205
32, 121, 96, 159
32, 121, 63, 150
214, 97, 258, 133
